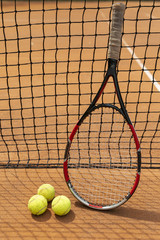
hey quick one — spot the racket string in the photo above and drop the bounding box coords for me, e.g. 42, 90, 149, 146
68, 106, 138, 206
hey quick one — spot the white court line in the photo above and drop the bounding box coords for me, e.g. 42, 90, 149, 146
100, 10, 160, 92
123, 39, 160, 92
145, 13, 156, 19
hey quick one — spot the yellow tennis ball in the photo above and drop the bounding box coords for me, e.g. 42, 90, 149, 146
51, 195, 71, 216
28, 194, 48, 215
38, 183, 55, 202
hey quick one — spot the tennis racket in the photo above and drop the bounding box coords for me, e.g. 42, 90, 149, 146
64, 3, 141, 210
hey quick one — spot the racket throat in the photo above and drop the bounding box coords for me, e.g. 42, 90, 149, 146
78, 59, 118, 125
109, 63, 132, 125
108, 58, 117, 69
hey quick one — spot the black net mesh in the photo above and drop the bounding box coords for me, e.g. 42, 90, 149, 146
0, 0, 160, 168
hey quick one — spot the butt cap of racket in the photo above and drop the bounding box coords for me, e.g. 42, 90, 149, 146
108, 3, 125, 60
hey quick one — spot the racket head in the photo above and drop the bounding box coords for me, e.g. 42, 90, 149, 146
64, 104, 141, 210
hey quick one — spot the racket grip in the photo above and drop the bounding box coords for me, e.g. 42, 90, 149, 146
108, 3, 125, 60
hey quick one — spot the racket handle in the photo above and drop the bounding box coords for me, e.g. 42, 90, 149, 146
108, 3, 125, 60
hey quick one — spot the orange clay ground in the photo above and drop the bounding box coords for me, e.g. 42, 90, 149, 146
0, 168, 160, 240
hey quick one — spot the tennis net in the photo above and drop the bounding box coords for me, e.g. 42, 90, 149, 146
0, 0, 160, 168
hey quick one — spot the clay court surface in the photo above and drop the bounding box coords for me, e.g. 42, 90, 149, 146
0, 1, 160, 239
0, 169, 160, 240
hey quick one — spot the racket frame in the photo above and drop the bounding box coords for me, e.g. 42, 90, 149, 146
64, 58, 141, 210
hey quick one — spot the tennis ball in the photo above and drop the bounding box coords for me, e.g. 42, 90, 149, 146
38, 183, 55, 202
51, 195, 71, 216
28, 194, 48, 215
